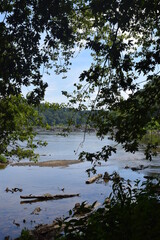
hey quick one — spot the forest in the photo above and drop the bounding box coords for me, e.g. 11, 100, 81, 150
39, 105, 89, 127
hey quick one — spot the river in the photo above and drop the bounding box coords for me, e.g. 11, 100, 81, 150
0, 132, 159, 239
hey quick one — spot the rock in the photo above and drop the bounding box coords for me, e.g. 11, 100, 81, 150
31, 207, 41, 215
5, 187, 14, 193
103, 172, 110, 181
13, 220, 20, 227
74, 203, 80, 209
31, 220, 63, 239
5, 187, 22, 193
104, 198, 111, 205
93, 201, 101, 208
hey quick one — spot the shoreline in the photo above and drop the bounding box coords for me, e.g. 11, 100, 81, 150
11, 160, 82, 167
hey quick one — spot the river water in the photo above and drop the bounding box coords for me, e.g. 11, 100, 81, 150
0, 132, 159, 239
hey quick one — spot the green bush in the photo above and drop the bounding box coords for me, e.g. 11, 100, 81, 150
0, 155, 7, 163
57, 177, 160, 240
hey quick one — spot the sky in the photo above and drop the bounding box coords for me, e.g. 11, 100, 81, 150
42, 49, 92, 104
38, 49, 145, 104
22, 48, 92, 104
18, 45, 147, 105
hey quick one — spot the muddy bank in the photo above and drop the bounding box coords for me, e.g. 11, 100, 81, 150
0, 162, 8, 169
11, 160, 81, 167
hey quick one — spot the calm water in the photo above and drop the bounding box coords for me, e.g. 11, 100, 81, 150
0, 132, 159, 239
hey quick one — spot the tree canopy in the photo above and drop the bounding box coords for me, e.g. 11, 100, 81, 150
0, 0, 78, 160
0, 0, 160, 161
0, 0, 77, 103
64, 0, 160, 164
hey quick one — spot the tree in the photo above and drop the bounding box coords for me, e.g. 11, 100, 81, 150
3, 1, 159, 238
0, 95, 43, 161
64, 0, 160, 166
0, 0, 76, 103
0, 0, 78, 160
1, 0, 160, 161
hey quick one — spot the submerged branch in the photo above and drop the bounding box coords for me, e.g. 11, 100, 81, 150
20, 193, 80, 204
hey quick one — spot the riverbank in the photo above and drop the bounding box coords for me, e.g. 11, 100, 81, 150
0, 162, 8, 169
35, 125, 96, 134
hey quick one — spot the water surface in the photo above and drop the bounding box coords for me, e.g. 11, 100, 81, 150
0, 132, 159, 239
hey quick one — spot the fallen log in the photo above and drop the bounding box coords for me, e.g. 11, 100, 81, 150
131, 165, 149, 171
20, 193, 80, 201
86, 174, 102, 184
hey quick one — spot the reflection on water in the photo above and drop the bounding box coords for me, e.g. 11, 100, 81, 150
33, 132, 116, 161
34, 132, 160, 175
0, 164, 7, 170
0, 132, 159, 239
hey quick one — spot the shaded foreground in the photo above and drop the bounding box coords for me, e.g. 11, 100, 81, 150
17, 176, 160, 240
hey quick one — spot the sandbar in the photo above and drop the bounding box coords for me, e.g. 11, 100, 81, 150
11, 160, 81, 167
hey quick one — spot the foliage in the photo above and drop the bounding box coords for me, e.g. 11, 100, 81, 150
0, 0, 79, 160
57, 177, 160, 240
142, 132, 160, 146
39, 104, 89, 127
0, 94, 47, 161
0, 0, 160, 162
2, 1, 160, 239
64, 0, 160, 163
0, 0, 77, 104
0, 154, 7, 163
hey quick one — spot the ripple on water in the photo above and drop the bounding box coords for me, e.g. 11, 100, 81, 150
0, 133, 160, 239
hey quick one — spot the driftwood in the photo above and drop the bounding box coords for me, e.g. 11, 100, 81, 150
20, 193, 80, 204
5, 187, 23, 193
86, 174, 102, 184
31, 207, 41, 215
131, 165, 149, 171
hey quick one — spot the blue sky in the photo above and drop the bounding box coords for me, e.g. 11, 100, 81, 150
40, 49, 92, 104
16, 44, 147, 104
21, 48, 92, 104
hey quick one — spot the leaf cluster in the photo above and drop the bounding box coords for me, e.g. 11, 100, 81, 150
0, 0, 81, 160
65, 0, 160, 161
57, 177, 160, 240
0, 95, 45, 161
0, 0, 77, 104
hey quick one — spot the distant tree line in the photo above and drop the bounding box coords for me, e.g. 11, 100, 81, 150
38, 106, 89, 127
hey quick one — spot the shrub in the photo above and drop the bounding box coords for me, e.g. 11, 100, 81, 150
57, 177, 160, 240
0, 155, 7, 163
